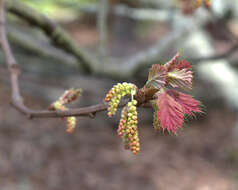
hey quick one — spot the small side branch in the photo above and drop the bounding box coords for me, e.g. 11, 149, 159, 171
0, 0, 123, 119
0, 0, 151, 119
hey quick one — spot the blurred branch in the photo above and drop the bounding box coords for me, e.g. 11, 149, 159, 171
79, 3, 171, 22
5, 0, 183, 79
7, 26, 80, 68
97, 27, 189, 78
113, 5, 171, 21
5, 0, 199, 80
97, 0, 108, 57
6, 0, 94, 73
190, 43, 238, 63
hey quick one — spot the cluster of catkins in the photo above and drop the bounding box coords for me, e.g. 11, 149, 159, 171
105, 83, 140, 154
49, 88, 81, 133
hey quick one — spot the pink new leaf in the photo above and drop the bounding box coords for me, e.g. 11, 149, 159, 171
165, 52, 181, 72
146, 64, 167, 89
168, 90, 201, 115
157, 91, 184, 134
176, 60, 192, 70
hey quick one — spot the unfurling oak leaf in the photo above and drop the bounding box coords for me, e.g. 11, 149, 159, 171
165, 52, 191, 72
146, 64, 167, 89
165, 52, 181, 71
167, 69, 193, 90
168, 90, 201, 115
157, 92, 184, 134
174, 60, 192, 70
166, 56, 193, 90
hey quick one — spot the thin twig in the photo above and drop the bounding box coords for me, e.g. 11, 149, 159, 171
0, 0, 130, 119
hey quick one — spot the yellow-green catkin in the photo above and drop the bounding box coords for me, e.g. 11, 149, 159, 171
151, 100, 160, 131
66, 117, 76, 133
127, 100, 140, 155
118, 100, 140, 155
105, 82, 137, 117
153, 111, 160, 131
117, 106, 128, 138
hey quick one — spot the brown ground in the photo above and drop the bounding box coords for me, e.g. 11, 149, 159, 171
0, 84, 238, 190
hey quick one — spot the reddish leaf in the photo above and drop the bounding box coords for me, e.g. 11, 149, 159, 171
165, 53, 192, 72
157, 91, 184, 134
167, 69, 193, 90
176, 60, 192, 70
165, 52, 181, 72
146, 64, 167, 89
168, 90, 201, 115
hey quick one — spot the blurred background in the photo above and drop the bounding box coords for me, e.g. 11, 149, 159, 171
1, 0, 238, 189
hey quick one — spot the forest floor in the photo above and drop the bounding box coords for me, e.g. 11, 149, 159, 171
0, 84, 238, 190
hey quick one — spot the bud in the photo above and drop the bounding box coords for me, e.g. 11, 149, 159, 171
59, 88, 82, 105
49, 88, 81, 133
50, 101, 66, 111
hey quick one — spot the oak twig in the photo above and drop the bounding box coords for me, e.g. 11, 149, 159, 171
0, 0, 131, 119
1, 0, 152, 119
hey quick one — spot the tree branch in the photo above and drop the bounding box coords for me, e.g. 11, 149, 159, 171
8, 0, 233, 81
97, 0, 108, 58
0, 0, 133, 119
78, 3, 172, 22
6, 0, 94, 73
0, 0, 153, 119
190, 43, 238, 63
7, 25, 80, 69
